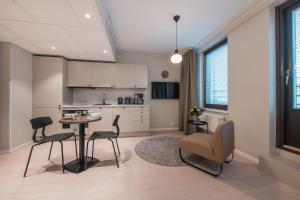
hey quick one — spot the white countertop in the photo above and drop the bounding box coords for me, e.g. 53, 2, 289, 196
62, 104, 151, 109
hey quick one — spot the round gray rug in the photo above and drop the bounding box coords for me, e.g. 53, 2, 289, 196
135, 136, 185, 166
135, 136, 222, 171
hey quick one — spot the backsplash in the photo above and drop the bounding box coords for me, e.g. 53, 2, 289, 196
72, 88, 148, 105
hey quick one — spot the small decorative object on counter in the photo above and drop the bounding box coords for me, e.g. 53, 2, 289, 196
190, 107, 204, 122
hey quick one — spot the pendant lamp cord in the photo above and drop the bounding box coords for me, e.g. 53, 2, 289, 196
176, 21, 178, 50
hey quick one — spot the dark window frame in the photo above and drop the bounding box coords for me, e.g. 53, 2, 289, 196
203, 39, 228, 110
276, 0, 300, 155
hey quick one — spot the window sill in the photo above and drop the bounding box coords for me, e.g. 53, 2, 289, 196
204, 108, 229, 114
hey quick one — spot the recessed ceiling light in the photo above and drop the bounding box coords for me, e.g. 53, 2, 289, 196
84, 13, 91, 19
103, 50, 107, 53
51, 46, 56, 50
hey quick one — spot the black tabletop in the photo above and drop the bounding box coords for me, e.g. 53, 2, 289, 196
187, 120, 208, 126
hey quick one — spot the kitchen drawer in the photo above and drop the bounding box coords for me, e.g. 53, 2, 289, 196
133, 110, 149, 117
133, 113, 149, 121
133, 106, 150, 111
133, 119, 149, 132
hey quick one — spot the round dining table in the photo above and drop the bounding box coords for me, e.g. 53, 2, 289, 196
59, 116, 101, 173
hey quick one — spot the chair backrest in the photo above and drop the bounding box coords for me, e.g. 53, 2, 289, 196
113, 115, 120, 136
30, 117, 53, 142
213, 120, 235, 162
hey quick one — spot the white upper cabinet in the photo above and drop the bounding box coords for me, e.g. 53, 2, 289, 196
67, 61, 148, 88
91, 63, 114, 87
133, 65, 148, 88
68, 61, 92, 87
114, 64, 134, 88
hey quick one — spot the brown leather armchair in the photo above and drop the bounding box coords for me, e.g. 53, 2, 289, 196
179, 120, 234, 177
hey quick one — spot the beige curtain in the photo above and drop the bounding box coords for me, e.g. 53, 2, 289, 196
179, 49, 196, 133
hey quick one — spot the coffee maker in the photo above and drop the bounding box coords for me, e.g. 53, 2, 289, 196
134, 93, 144, 104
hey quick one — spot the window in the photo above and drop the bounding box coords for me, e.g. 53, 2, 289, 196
292, 7, 300, 109
276, 0, 300, 155
203, 39, 228, 110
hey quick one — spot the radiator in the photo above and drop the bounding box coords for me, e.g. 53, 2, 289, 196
200, 113, 226, 132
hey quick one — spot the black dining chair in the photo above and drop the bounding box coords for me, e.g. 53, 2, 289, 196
86, 115, 120, 168
24, 116, 78, 177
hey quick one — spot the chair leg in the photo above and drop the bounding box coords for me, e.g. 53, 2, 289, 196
225, 153, 234, 163
91, 139, 95, 160
60, 141, 65, 174
179, 148, 222, 177
74, 135, 78, 163
86, 139, 90, 158
110, 139, 119, 168
23, 144, 38, 177
48, 141, 53, 160
115, 138, 120, 156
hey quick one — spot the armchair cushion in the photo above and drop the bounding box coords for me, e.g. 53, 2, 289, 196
180, 134, 215, 160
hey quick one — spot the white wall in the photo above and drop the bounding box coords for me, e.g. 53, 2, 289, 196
116, 51, 181, 130
228, 8, 274, 158
10, 44, 32, 149
0, 42, 32, 151
0, 43, 11, 150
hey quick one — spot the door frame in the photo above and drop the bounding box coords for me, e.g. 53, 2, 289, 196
276, 0, 300, 155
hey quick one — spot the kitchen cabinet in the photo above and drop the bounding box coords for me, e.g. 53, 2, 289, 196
68, 61, 92, 87
88, 107, 113, 134
114, 64, 148, 88
62, 105, 150, 134
33, 56, 71, 107
112, 107, 133, 132
33, 56, 72, 134
133, 65, 148, 88
67, 61, 148, 89
114, 64, 134, 88
132, 107, 150, 132
91, 63, 114, 87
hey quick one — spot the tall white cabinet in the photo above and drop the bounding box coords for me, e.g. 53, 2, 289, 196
33, 56, 72, 134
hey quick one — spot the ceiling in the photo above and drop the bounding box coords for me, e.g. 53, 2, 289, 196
102, 0, 254, 54
0, 0, 115, 61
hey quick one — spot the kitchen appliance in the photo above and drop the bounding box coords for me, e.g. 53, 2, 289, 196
134, 93, 144, 104
117, 97, 123, 104
124, 97, 132, 104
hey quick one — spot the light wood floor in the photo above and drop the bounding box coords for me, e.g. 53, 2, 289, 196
0, 132, 299, 200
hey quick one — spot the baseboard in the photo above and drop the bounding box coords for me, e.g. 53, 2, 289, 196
234, 149, 259, 164
0, 140, 32, 154
150, 127, 179, 132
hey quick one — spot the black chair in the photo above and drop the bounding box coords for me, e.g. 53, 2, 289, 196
24, 117, 78, 177
86, 115, 120, 168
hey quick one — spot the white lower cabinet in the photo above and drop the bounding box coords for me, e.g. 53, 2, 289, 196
112, 107, 133, 132
132, 107, 150, 132
86, 106, 150, 134
88, 107, 113, 134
